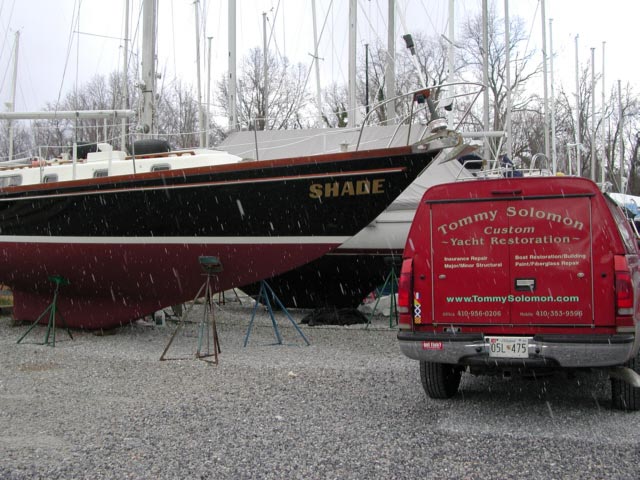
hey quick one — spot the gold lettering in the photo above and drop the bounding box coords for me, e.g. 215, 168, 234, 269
356, 180, 371, 195
341, 181, 355, 196
310, 179, 386, 199
325, 182, 340, 197
372, 178, 384, 193
309, 184, 323, 199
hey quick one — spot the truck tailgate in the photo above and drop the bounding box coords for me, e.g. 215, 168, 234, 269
429, 195, 593, 327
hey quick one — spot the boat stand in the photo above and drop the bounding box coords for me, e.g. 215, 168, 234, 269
17, 275, 73, 347
244, 280, 310, 347
366, 268, 399, 329
160, 257, 222, 364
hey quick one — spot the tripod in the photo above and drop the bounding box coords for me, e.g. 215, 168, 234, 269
160, 267, 221, 364
17, 275, 73, 347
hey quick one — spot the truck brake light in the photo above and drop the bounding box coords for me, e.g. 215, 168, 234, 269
615, 255, 634, 316
398, 258, 413, 323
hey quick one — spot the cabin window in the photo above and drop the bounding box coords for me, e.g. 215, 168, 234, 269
43, 174, 58, 183
93, 169, 109, 178
0, 175, 22, 187
151, 163, 171, 172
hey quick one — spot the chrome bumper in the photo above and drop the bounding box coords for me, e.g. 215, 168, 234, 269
397, 332, 637, 368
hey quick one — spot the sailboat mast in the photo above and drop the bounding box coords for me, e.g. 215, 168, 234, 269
228, 0, 237, 131
575, 35, 581, 176
263, 11, 268, 130
311, 0, 323, 125
8, 31, 19, 162
482, 0, 489, 158
121, 0, 129, 150
195, 1, 205, 147
447, 0, 455, 129
590, 47, 595, 182
504, 0, 512, 159
206, 36, 212, 148
541, 0, 550, 160
385, 0, 396, 125
348, 0, 358, 127
140, 0, 156, 137
549, 18, 556, 174
601, 41, 606, 186
618, 79, 624, 191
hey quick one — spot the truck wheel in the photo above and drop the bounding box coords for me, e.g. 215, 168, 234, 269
420, 361, 461, 399
611, 353, 640, 411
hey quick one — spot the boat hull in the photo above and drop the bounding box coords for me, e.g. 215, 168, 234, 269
8, 241, 334, 329
0, 144, 442, 328
240, 149, 473, 309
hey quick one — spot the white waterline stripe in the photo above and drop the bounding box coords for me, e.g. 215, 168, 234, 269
0, 235, 349, 245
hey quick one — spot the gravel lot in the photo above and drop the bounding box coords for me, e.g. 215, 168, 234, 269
1, 299, 640, 480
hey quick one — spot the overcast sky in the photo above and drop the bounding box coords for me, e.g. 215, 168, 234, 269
0, 0, 637, 115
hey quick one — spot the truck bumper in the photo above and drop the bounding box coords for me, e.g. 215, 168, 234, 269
397, 332, 637, 368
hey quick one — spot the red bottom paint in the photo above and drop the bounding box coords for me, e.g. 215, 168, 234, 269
3, 241, 336, 329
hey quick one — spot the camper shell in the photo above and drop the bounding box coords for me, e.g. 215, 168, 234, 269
397, 176, 640, 410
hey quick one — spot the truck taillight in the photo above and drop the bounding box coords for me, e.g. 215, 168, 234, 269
615, 255, 634, 317
397, 258, 413, 329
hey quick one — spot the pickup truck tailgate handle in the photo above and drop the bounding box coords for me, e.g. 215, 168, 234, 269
515, 278, 536, 291
491, 189, 523, 195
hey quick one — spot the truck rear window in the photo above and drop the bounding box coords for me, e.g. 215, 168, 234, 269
606, 196, 638, 253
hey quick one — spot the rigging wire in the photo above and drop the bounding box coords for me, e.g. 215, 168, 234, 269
56, 0, 80, 109
288, 0, 334, 123
523, 0, 540, 61
0, 0, 16, 96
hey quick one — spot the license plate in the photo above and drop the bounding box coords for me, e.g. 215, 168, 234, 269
487, 337, 530, 358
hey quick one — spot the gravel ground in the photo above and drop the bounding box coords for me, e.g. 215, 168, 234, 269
1, 298, 640, 480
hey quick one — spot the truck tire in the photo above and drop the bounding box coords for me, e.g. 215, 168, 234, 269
611, 353, 640, 411
420, 361, 461, 399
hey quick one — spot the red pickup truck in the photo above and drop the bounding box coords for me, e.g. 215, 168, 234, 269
397, 176, 640, 410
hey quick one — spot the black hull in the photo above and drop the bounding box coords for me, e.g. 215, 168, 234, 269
241, 251, 401, 309
0, 147, 428, 239
0, 145, 441, 328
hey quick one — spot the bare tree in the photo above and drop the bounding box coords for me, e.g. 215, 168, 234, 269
217, 48, 312, 131
458, 4, 542, 159
352, 33, 455, 126
155, 79, 200, 149
320, 82, 349, 128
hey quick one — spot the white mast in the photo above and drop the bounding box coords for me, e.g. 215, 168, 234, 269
590, 47, 596, 182
228, 0, 237, 131
262, 11, 268, 130
194, 1, 205, 147
121, 0, 129, 150
618, 79, 624, 191
311, 0, 323, 125
575, 35, 581, 176
385, 0, 396, 125
482, 0, 490, 157
504, 0, 512, 159
447, 0, 455, 129
348, 0, 358, 127
541, 0, 550, 160
7, 31, 19, 162
206, 36, 212, 148
549, 18, 556, 174
140, 0, 156, 137
601, 41, 606, 185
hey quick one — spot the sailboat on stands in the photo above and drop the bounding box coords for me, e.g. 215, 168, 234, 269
0, 87, 463, 329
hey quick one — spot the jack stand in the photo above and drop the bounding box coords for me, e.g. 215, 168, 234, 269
244, 280, 310, 347
17, 275, 73, 347
160, 257, 222, 364
366, 268, 399, 329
